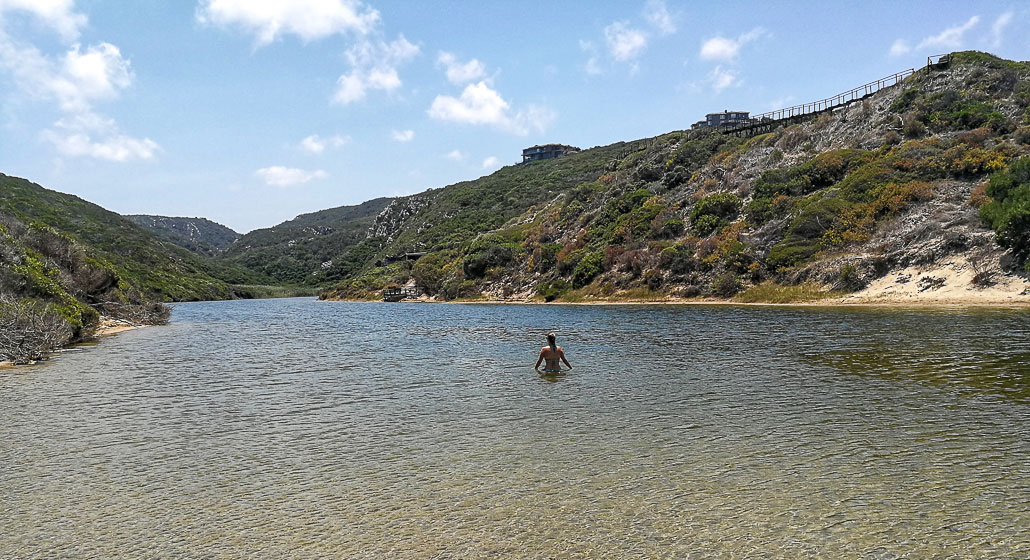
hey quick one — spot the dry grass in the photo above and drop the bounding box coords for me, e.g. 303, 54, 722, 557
735, 281, 843, 303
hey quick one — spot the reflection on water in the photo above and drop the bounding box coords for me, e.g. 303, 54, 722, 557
1, 299, 1028, 558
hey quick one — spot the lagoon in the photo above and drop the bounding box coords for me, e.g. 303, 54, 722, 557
1, 298, 1029, 558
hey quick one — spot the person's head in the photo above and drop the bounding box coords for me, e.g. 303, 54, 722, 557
547, 332, 556, 349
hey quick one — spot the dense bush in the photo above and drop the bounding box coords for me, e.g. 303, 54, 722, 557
689, 192, 741, 236
980, 157, 1030, 266
0, 297, 74, 363
571, 250, 604, 288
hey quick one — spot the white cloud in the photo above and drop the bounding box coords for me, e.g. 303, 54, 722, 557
255, 166, 328, 187
391, 129, 414, 142
889, 38, 911, 57
427, 80, 554, 136
299, 134, 348, 154
643, 0, 675, 35
437, 51, 486, 85
0, 7, 157, 163
604, 21, 647, 61
197, 0, 379, 45
991, 12, 1013, 47
0, 0, 86, 40
41, 113, 158, 161
579, 40, 603, 75
707, 66, 739, 92
0, 39, 132, 112
429, 81, 508, 126
331, 34, 419, 104
916, 15, 980, 50
482, 156, 500, 169
444, 149, 465, 162
699, 27, 766, 62
42, 130, 159, 161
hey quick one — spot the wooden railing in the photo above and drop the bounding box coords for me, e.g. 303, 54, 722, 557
722, 68, 916, 135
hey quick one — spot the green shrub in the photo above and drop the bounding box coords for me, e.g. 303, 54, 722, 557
712, 271, 741, 297
536, 279, 570, 302
690, 192, 741, 235
657, 218, 685, 238
903, 119, 926, 138
571, 250, 604, 288
980, 157, 1030, 264
658, 243, 695, 274
891, 89, 921, 113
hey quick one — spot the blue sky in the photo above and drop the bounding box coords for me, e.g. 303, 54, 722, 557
0, 1, 1027, 233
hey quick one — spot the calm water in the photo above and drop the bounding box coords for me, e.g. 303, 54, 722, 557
2, 298, 1029, 558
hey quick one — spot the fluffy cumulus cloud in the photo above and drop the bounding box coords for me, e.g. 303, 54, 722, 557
299, 134, 348, 154
444, 149, 465, 162
643, 0, 675, 35
332, 34, 419, 104
0, 39, 132, 112
427, 81, 554, 136
437, 51, 486, 85
481, 156, 500, 169
699, 27, 766, 62
255, 166, 328, 187
604, 21, 647, 62
0, 1, 157, 161
196, 0, 379, 45
390, 129, 414, 142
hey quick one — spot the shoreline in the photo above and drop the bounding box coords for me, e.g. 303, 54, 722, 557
370, 294, 1030, 308
328, 258, 1030, 309
0, 317, 148, 368
325, 293, 1030, 308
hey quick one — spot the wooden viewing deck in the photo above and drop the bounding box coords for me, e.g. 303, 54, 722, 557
383, 286, 424, 302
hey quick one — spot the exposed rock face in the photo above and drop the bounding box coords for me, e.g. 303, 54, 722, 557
367, 195, 431, 242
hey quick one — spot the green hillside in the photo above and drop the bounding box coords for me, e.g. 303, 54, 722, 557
126, 214, 241, 257
0, 175, 269, 298
221, 197, 393, 285
319, 51, 1030, 302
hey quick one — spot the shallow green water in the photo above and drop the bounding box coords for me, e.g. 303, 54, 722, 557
1, 299, 1028, 558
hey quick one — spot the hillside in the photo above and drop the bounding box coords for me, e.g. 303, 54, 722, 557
220, 197, 394, 285
126, 214, 240, 257
320, 51, 1030, 303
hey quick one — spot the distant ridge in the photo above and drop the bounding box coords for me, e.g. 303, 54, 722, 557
126, 214, 240, 257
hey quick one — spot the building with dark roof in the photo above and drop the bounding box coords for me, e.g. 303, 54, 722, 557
691, 110, 751, 129
521, 144, 581, 163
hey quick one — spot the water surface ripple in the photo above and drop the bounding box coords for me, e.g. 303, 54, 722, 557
2, 299, 1029, 558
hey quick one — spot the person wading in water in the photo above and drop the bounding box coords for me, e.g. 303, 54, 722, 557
535, 332, 572, 373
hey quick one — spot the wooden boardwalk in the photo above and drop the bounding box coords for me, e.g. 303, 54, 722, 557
721, 68, 919, 137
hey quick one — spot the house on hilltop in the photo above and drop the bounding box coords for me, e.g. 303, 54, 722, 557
521, 144, 581, 163
691, 110, 751, 129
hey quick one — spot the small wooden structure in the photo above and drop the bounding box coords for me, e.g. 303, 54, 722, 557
927, 53, 951, 70
383, 286, 424, 302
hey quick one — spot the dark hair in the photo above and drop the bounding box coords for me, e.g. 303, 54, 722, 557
547, 332, 556, 351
